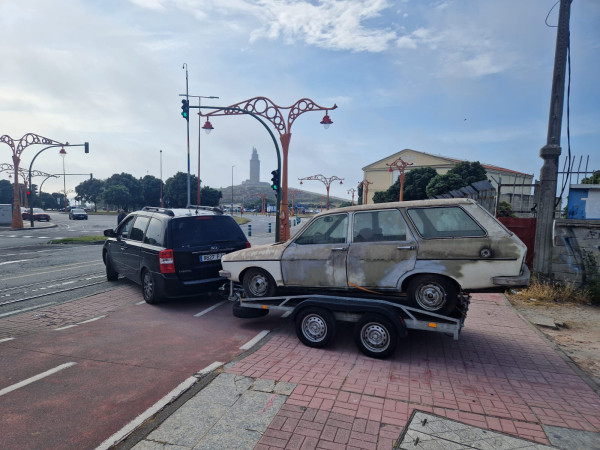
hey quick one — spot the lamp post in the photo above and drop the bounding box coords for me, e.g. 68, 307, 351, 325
358, 179, 373, 205
0, 133, 66, 228
159, 150, 164, 207
201, 97, 337, 240
299, 174, 343, 210
386, 157, 413, 202
347, 188, 356, 206
231, 165, 235, 215
60, 148, 68, 212
290, 189, 296, 216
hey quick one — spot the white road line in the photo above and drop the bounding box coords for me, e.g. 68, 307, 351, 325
0, 259, 32, 266
240, 330, 270, 350
193, 300, 227, 317
0, 302, 57, 318
54, 324, 78, 331
0, 338, 15, 343
135, 301, 146, 305
95, 362, 223, 450
77, 315, 106, 324
0, 362, 77, 397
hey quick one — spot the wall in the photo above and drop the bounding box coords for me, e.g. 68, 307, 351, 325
552, 219, 600, 288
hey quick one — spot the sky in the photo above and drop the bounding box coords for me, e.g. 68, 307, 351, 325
1, 0, 598, 203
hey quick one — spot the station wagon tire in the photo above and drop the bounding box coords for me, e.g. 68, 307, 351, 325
142, 269, 160, 304
242, 268, 276, 298
104, 254, 118, 281
354, 314, 398, 359
232, 301, 269, 318
295, 307, 336, 348
407, 275, 457, 315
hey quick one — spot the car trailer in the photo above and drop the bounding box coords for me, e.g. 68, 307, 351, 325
223, 282, 470, 359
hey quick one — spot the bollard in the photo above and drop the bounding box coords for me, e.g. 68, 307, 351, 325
268, 223, 272, 233
248, 224, 252, 236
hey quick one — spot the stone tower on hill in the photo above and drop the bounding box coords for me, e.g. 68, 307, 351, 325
249, 147, 260, 184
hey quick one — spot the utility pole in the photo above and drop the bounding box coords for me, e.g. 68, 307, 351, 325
533, 0, 571, 276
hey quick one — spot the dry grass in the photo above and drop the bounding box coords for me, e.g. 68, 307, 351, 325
507, 277, 594, 305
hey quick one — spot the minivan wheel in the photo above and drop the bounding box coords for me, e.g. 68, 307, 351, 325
407, 275, 457, 315
242, 268, 276, 298
294, 307, 336, 348
142, 269, 160, 304
104, 254, 118, 281
354, 314, 398, 359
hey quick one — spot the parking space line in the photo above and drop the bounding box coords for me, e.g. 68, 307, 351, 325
0, 302, 57, 318
54, 324, 78, 331
78, 315, 106, 324
96, 361, 223, 450
135, 301, 146, 305
0, 362, 77, 397
193, 300, 227, 317
0, 338, 15, 343
240, 330, 270, 350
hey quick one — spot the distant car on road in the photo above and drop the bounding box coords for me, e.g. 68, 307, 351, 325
69, 208, 88, 220
22, 208, 51, 222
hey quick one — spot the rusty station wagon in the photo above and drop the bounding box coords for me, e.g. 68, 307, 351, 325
220, 198, 530, 315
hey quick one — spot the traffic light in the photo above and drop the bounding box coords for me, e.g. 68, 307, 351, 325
181, 99, 189, 121
26, 190, 32, 199
271, 169, 280, 191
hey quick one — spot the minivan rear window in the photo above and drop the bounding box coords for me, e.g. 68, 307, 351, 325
170, 216, 246, 248
407, 206, 486, 238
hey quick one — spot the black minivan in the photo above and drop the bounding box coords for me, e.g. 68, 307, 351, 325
103, 206, 250, 304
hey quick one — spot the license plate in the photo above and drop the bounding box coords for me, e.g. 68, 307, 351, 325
200, 253, 225, 262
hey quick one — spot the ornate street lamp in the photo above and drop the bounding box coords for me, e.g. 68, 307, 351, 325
358, 179, 373, 205
299, 174, 343, 210
201, 97, 337, 241
347, 188, 356, 206
386, 157, 413, 202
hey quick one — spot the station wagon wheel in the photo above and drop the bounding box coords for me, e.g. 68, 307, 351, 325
242, 268, 276, 298
354, 314, 398, 359
407, 275, 457, 315
295, 307, 336, 348
104, 253, 118, 281
142, 269, 160, 304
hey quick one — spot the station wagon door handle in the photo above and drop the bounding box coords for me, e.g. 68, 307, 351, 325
397, 245, 416, 250
332, 247, 348, 251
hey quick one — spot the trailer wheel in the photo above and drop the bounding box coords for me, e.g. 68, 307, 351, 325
242, 268, 276, 298
232, 301, 269, 318
354, 314, 398, 359
295, 307, 336, 348
407, 275, 457, 315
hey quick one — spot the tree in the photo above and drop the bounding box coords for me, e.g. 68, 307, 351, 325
141, 175, 162, 207
75, 178, 105, 211
164, 172, 192, 207
403, 167, 438, 201
103, 184, 130, 209
581, 170, 600, 184
447, 161, 487, 186
104, 173, 143, 210
497, 201, 516, 218
0, 180, 12, 204
426, 173, 465, 198
200, 186, 222, 207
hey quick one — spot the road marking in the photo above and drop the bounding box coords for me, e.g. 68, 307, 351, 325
240, 330, 270, 350
0, 338, 15, 343
54, 324, 78, 331
0, 302, 57, 318
0, 362, 77, 397
194, 300, 227, 317
96, 362, 223, 450
78, 315, 106, 324
135, 301, 146, 305
0, 259, 32, 266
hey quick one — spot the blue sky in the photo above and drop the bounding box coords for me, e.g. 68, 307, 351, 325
1, 0, 598, 202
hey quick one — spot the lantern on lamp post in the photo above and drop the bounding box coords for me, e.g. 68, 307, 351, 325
386, 157, 413, 202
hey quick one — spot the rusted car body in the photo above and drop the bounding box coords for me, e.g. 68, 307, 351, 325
221, 198, 530, 315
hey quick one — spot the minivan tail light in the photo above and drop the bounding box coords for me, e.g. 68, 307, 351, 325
159, 249, 175, 274
246, 241, 251, 248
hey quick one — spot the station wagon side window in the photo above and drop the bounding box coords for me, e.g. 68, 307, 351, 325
129, 216, 150, 242
407, 206, 486, 238
143, 217, 164, 246
295, 214, 348, 245
353, 209, 408, 242
117, 216, 135, 239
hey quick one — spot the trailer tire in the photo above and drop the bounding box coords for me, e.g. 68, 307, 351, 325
407, 275, 457, 315
295, 307, 336, 348
232, 301, 269, 318
354, 314, 398, 359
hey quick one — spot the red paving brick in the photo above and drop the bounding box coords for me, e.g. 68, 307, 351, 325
226, 293, 600, 447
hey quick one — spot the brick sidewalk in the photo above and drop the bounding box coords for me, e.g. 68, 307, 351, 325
226, 293, 600, 448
